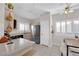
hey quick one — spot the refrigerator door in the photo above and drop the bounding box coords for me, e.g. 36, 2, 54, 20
32, 25, 40, 44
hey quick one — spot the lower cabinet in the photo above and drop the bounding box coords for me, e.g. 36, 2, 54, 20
23, 32, 32, 40
10, 35, 23, 39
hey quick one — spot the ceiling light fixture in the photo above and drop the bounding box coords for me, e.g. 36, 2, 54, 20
64, 3, 74, 15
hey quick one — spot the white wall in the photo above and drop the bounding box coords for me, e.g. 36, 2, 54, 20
40, 13, 50, 46
0, 3, 4, 36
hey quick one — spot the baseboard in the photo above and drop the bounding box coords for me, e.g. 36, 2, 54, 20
40, 44, 48, 47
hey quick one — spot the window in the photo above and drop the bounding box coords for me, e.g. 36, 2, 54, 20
24, 24, 30, 32
19, 23, 30, 33
73, 20, 79, 33
61, 21, 66, 33
19, 23, 24, 31
56, 22, 61, 32
66, 21, 72, 33
56, 20, 79, 33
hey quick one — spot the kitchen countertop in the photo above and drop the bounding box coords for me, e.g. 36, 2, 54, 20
64, 38, 79, 47
0, 38, 35, 56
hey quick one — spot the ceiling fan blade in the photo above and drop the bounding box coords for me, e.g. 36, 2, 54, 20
70, 4, 79, 9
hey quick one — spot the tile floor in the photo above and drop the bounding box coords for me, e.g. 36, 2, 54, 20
23, 44, 61, 56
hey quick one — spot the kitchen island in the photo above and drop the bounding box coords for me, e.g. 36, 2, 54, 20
0, 38, 34, 56
64, 38, 79, 56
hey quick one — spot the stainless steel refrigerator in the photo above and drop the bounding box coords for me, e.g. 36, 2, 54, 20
31, 25, 40, 44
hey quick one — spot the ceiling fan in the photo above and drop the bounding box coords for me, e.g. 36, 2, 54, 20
64, 3, 74, 14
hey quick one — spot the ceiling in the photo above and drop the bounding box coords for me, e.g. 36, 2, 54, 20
13, 3, 79, 20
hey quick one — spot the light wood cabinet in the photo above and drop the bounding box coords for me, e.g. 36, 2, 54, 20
24, 32, 32, 40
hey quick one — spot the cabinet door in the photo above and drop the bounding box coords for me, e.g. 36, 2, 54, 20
0, 3, 4, 36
